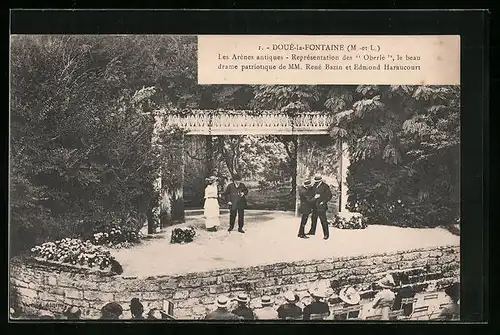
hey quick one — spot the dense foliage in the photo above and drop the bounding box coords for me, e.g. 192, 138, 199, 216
10, 36, 194, 254
332, 215, 368, 229
11, 36, 460, 256
327, 85, 460, 227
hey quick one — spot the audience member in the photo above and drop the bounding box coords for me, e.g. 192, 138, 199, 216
303, 288, 330, 320
392, 284, 415, 317
231, 293, 255, 320
39, 310, 55, 319
147, 308, 163, 320
100, 302, 123, 320
335, 286, 361, 320
438, 282, 460, 320
204, 295, 242, 320
130, 298, 145, 320
10, 307, 21, 320
371, 274, 396, 320
277, 291, 302, 320
254, 296, 278, 320
63, 306, 82, 320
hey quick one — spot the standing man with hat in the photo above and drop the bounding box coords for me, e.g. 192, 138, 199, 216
370, 274, 396, 320
205, 295, 242, 320
231, 293, 255, 320
307, 174, 333, 240
298, 179, 319, 239
223, 174, 249, 233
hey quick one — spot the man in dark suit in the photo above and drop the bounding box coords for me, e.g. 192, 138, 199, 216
307, 174, 333, 240
298, 179, 319, 239
223, 174, 249, 233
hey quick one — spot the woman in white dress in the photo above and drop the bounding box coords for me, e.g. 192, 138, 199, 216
204, 176, 221, 231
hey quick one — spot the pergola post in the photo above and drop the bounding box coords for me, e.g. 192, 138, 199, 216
151, 113, 163, 233
295, 136, 306, 217
338, 140, 351, 215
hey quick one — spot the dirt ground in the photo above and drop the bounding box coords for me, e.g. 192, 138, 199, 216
112, 210, 460, 277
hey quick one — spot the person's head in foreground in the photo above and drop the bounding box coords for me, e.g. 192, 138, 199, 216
444, 282, 460, 303
283, 291, 299, 304
261, 296, 274, 307
130, 297, 144, 319
233, 174, 241, 183
10, 307, 21, 319
100, 302, 123, 320
236, 293, 250, 306
216, 295, 230, 310
310, 287, 327, 301
339, 286, 361, 306
63, 306, 82, 320
39, 310, 55, 320
377, 274, 396, 290
147, 308, 164, 320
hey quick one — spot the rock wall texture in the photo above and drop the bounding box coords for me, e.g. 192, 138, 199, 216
10, 245, 459, 319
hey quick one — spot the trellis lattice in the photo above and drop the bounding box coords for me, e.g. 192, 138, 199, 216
158, 110, 334, 135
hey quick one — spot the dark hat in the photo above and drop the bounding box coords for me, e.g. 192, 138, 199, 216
314, 174, 323, 182
130, 298, 143, 309
101, 302, 123, 317
233, 174, 241, 181
444, 282, 460, 300
303, 180, 312, 186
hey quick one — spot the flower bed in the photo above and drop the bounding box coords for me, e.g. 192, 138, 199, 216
332, 214, 368, 229
92, 226, 142, 248
30, 238, 118, 271
170, 227, 196, 244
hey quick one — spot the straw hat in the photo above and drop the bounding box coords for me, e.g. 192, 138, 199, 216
261, 296, 274, 306
236, 293, 249, 303
310, 287, 327, 298
377, 274, 396, 289
216, 295, 230, 308
339, 286, 361, 305
39, 310, 55, 319
313, 174, 323, 182
283, 291, 299, 303
303, 180, 312, 187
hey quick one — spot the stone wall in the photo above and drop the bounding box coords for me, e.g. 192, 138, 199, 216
10, 245, 459, 319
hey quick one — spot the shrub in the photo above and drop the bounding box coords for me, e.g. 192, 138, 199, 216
332, 214, 368, 229
92, 226, 142, 247
30, 238, 118, 271
170, 227, 196, 244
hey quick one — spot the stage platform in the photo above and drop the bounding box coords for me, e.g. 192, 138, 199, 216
112, 210, 459, 277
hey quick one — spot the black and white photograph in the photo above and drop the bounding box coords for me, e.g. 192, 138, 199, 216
9, 33, 462, 322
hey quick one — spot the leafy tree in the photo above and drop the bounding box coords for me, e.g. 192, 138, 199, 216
10, 35, 194, 254
327, 85, 460, 227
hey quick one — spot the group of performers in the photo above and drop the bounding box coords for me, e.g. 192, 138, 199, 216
203, 173, 332, 240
